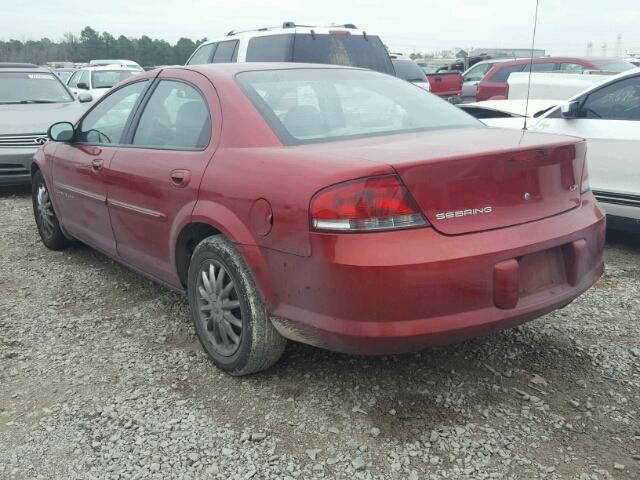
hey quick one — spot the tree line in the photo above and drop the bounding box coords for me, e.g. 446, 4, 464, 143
0, 27, 208, 67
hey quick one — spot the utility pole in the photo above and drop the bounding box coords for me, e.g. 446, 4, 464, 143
601, 43, 607, 57
615, 34, 622, 57
586, 42, 593, 57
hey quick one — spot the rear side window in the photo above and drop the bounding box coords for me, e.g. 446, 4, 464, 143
292, 34, 394, 75
188, 43, 216, 65
557, 63, 585, 73
392, 60, 427, 82
246, 35, 293, 62
132, 80, 211, 149
528, 62, 556, 72
490, 64, 525, 82
212, 40, 239, 63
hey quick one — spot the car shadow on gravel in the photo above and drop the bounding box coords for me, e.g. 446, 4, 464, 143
0, 185, 31, 197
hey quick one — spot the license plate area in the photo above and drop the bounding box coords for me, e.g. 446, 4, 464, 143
518, 247, 566, 296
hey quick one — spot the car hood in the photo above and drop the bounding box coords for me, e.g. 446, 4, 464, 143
0, 102, 87, 135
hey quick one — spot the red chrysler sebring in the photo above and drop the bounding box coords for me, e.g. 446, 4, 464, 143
32, 64, 605, 375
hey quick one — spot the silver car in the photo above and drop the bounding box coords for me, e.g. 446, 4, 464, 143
0, 63, 90, 186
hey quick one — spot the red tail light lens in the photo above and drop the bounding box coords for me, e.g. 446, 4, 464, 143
310, 175, 428, 232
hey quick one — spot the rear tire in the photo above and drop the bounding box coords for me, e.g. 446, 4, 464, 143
187, 235, 286, 375
32, 170, 70, 251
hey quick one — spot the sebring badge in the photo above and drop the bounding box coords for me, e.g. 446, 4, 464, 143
436, 206, 493, 221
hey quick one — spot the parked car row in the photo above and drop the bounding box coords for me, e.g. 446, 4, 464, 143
460, 68, 640, 233
462, 56, 637, 102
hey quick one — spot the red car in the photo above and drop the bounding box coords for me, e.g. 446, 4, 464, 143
33, 64, 605, 375
475, 56, 635, 101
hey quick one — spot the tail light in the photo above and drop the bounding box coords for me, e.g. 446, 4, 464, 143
310, 175, 428, 232
580, 161, 590, 194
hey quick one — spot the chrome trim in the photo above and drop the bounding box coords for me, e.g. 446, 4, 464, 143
107, 198, 167, 221
54, 182, 106, 203
593, 190, 640, 208
0, 133, 48, 148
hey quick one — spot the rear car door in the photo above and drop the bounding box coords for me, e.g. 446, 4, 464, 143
534, 75, 640, 217
51, 80, 149, 254
478, 64, 525, 100
104, 69, 220, 286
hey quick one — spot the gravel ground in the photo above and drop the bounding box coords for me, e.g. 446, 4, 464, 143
0, 186, 638, 480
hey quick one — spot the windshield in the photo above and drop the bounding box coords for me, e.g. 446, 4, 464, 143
392, 59, 428, 82
0, 71, 73, 104
91, 70, 137, 89
237, 68, 478, 145
292, 34, 394, 75
590, 59, 636, 73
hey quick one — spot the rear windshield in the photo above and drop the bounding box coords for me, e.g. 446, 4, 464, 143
91, 70, 137, 89
236, 68, 478, 145
0, 71, 73, 104
292, 34, 394, 75
589, 59, 636, 73
392, 60, 427, 82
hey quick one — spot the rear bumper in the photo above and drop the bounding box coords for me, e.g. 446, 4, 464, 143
0, 149, 35, 186
249, 196, 606, 355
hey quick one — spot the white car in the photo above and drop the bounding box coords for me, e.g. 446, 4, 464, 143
460, 69, 640, 232
66, 65, 140, 101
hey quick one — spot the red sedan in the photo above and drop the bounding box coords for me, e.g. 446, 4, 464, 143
33, 64, 605, 375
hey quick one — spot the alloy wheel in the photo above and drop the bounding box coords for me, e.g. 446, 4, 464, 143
36, 184, 55, 238
196, 261, 243, 356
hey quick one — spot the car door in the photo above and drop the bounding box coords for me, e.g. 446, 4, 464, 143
104, 69, 220, 286
533, 75, 640, 215
66, 70, 81, 96
51, 79, 150, 255
461, 62, 493, 100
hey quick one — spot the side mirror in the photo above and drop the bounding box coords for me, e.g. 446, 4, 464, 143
48, 122, 75, 142
77, 82, 89, 90
77, 93, 93, 103
561, 101, 580, 119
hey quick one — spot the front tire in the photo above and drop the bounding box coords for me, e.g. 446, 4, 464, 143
187, 235, 286, 375
32, 170, 70, 251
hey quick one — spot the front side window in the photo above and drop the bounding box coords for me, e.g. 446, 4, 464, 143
212, 41, 238, 63
132, 80, 211, 149
78, 70, 90, 89
464, 63, 493, 82
237, 68, 478, 145
91, 70, 136, 89
581, 76, 640, 121
0, 71, 74, 104
67, 71, 80, 88
187, 43, 217, 65
490, 64, 525, 83
78, 81, 147, 144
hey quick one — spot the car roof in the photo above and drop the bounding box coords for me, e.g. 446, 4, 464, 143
490, 57, 599, 68
78, 65, 141, 72
198, 24, 370, 47
0, 63, 53, 73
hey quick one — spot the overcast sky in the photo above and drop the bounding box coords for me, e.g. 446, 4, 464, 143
3, 0, 640, 56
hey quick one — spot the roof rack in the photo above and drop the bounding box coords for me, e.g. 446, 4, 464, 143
227, 22, 358, 36
0, 63, 39, 68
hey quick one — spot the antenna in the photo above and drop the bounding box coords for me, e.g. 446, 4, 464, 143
523, 0, 540, 131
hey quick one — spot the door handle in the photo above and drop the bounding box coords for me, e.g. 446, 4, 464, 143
170, 169, 191, 188
91, 158, 104, 171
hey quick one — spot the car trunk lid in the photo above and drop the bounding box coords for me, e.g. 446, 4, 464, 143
299, 128, 585, 235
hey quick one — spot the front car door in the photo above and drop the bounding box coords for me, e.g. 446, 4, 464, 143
104, 69, 220, 286
534, 74, 640, 223
50, 79, 150, 255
